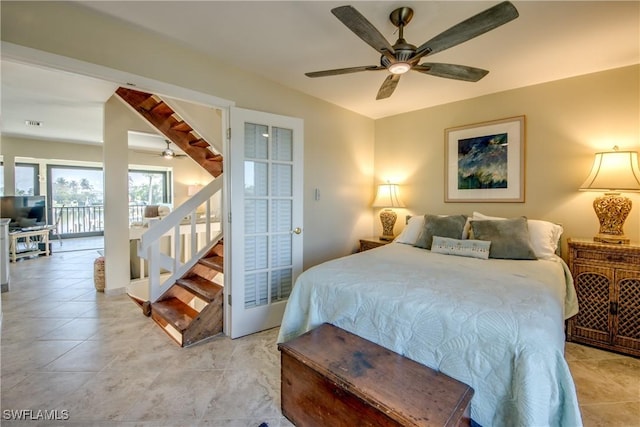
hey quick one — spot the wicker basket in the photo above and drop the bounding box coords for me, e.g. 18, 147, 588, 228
93, 256, 105, 292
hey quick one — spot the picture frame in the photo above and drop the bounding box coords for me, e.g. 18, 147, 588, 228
445, 115, 525, 203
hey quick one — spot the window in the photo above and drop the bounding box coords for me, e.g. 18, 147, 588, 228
128, 170, 171, 205
16, 163, 40, 195
44, 164, 172, 235
47, 166, 171, 207
48, 165, 103, 207
0, 162, 40, 196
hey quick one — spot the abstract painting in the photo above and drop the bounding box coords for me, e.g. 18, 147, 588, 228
445, 116, 525, 202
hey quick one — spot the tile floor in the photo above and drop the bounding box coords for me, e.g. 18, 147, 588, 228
1, 238, 639, 426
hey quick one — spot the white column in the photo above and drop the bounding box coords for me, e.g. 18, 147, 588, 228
102, 97, 130, 294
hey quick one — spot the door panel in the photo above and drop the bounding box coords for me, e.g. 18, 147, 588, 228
229, 107, 303, 338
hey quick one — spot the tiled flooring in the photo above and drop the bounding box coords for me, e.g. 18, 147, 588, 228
2, 239, 292, 426
1, 238, 639, 426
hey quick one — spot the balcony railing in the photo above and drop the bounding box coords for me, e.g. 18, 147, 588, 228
51, 204, 147, 237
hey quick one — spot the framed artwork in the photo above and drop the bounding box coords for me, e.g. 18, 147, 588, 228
445, 115, 525, 202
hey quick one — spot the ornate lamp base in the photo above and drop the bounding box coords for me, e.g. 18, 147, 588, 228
592, 192, 631, 244
379, 209, 397, 241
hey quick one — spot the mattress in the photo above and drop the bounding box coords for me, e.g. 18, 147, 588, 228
277, 243, 582, 427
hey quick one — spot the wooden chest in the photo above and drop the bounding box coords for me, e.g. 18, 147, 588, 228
278, 323, 474, 426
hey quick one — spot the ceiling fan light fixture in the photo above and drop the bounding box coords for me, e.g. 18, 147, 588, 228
388, 62, 411, 75
308, 2, 520, 99
162, 149, 174, 159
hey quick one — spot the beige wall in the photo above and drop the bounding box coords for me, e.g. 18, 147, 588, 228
375, 65, 640, 251
1, 1, 376, 269
4, 2, 637, 266
1, 135, 211, 208
1, 99, 211, 210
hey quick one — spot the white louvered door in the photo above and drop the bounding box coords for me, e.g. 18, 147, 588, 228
229, 107, 303, 339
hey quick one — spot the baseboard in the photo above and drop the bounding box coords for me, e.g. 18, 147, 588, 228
104, 286, 126, 296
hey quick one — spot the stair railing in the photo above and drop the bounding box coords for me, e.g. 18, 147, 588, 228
138, 176, 223, 302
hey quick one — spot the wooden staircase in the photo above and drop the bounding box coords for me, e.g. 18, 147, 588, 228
138, 240, 224, 347
117, 87, 226, 347
115, 87, 223, 177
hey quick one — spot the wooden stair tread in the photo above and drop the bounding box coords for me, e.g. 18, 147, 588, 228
149, 102, 173, 116
189, 139, 210, 148
171, 121, 192, 132
199, 255, 224, 272
152, 297, 198, 332
177, 276, 222, 302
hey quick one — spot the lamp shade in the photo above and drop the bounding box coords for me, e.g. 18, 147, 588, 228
580, 148, 640, 244
372, 183, 406, 208
580, 150, 640, 191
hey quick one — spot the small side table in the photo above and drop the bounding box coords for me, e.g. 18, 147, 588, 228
8, 227, 52, 262
566, 238, 640, 357
359, 237, 392, 252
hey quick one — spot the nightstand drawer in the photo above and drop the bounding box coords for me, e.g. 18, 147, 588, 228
574, 248, 640, 267
359, 237, 391, 252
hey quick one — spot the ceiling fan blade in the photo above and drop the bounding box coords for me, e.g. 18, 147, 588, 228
376, 74, 401, 100
413, 1, 519, 60
331, 5, 396, 56
413, 63, 489, 82
306, 66, 384, 78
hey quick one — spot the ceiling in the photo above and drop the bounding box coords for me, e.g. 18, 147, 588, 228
1, 1, 638, 145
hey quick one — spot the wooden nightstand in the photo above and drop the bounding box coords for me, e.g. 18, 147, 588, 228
359, 237, 392, 252
566, 238, 640, 357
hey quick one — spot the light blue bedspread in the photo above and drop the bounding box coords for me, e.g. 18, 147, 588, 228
277, 243, 582, 427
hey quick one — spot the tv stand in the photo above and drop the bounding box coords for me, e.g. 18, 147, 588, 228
9, 226, 53, 262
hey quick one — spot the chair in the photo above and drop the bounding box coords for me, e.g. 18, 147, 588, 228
51, 205, 64, 246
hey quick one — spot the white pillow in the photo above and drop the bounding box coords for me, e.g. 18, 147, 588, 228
394, 215, 425, 244
472, 212, 563, 259
431, 236, 491, 260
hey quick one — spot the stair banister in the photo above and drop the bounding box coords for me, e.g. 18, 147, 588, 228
139, 177, 223, 302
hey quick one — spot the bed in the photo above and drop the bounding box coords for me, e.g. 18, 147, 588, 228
277, 213, 583, 427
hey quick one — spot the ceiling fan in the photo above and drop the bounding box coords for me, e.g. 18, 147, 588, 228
158, 140, 187, 159
306, 1, 519, 100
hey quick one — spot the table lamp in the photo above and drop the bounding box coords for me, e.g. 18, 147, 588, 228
372, 182, 406, 241
579, 146, 640, 244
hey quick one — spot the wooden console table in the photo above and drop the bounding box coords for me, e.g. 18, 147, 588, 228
8, 226, 53, 262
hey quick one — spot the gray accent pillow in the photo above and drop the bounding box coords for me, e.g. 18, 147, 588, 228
470, 217, 537, 260
414, 214, 468, 250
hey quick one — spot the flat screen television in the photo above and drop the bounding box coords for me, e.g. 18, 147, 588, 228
0, 196, 47, 230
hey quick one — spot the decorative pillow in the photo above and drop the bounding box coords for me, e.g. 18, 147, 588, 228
157, 205, 171, 217
470, 217, 537, 260
527, 219, 564, 258
414, 214, 468, 250
431, 236, 491, 260
394, 215, 425, 244
472, 212, 563, 259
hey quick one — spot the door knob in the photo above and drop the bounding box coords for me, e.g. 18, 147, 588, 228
292, 227, 302, 234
